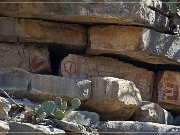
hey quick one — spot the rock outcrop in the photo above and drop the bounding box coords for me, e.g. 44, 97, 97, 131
0, 0, 168, 31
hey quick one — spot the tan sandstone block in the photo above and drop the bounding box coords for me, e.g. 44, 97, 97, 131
87, 25, 180, 65
61, 54, 154, 101
18, 19, 87, 48
156, 71, 180, 111
0, 43, 50, 73
0, 0, 168, 32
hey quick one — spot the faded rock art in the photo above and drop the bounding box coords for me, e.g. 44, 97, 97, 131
61, 54, 154, 101
0, 43, 50, 73
158, 71, 180, 105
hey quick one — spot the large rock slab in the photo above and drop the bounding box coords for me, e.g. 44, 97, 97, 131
0, 120, 9, 135
0, 43, 50, 73
0, 97, 11, 120
0, 1, 168, 31
18, 19, 87, 49
31, 74, 91, 101
133, 101, 173, 124
0, 17, 86, 49
8, 122, 65, 135
87, 25, 180, 65
61, 54, 154, 101
97, 121, 180, 135
155, 71, 180, 112
62, 111, 99, 127
82, 77, 142, 120
0, 68, 32, 95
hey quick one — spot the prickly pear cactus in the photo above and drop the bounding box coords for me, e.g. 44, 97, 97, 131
34, 97, 81, 122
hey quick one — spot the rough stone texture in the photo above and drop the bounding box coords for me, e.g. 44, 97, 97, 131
0, 17, 86, 49
62, 111, 99, 127
61, 54, 154, 101
0, 120, 9, 135
0, 0, 168, 31
155, 71, 180, 112
97, 121, 180, 135
52, 119, 86, 134
0, 68, 32, 95
0, 17, 18, 42
87, 26, 180, 65
133, 101, 173, 124
8, 122, 65, 135
82, 77, 142, 121
0, 43, 50, 73
31, 74, 91, 101
0, 97, 11, 120
18, 19, 87, 49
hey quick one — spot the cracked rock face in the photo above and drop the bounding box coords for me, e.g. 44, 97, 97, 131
82, 77, 142, 120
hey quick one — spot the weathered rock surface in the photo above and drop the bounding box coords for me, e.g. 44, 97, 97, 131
0, 17, 18, 42
133, 101, 173, 124
87, 25, 180, 65
8, 122, 65, 135
0, 17, 86, 49
0, 43, 50, 73
0, 97, 11, 120
62, 111, 99, 127
0, 120, 9, 135
97, 121, 180, 135
31, 74, 91, 101
61, 54, 154, 101
18, 19, 86, 49
0, 0, 168, 31
52, 119, 86, 134
0, 68, 32, 95
155, 71, 180, 111
82, 77, 142, 120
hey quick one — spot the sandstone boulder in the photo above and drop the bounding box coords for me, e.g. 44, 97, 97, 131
62, 111, 99, 127
155, 71, 180, 112
133, 101, 173, 124
87, 25, 180, 65
0, 43, 50, 73
0, 97, 11, 120
0, 0, 168, 31
31, 74, 91, 101
61, 54, 154, 101
9, 122, 65, 135
97, 121, 180, 134
82, 77, 142, 120
0, 120, 9, 135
